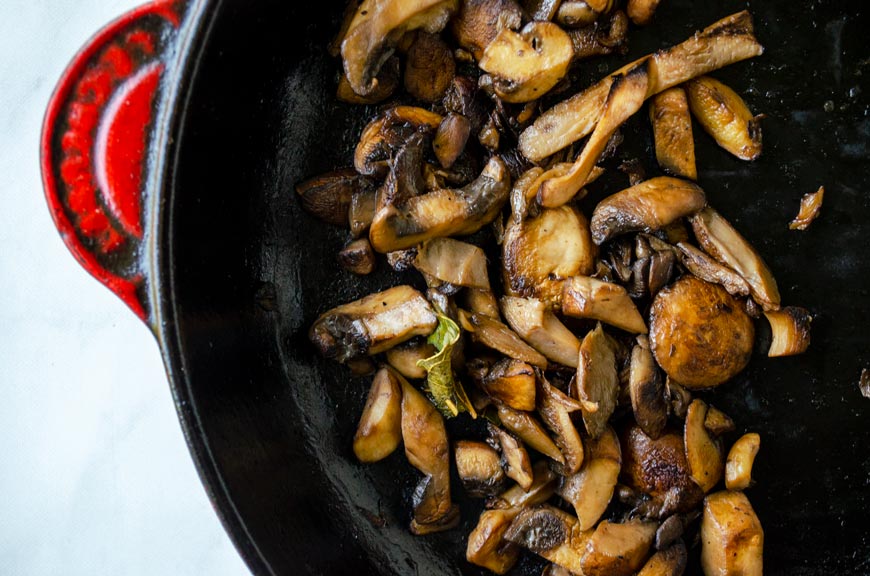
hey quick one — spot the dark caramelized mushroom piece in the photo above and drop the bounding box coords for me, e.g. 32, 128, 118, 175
433, 113, 472, 169
404, 31, 456, 102
537, 373, 586, 474
455, 440, 507, 497
450, 0, 523, 61
458, 309, 549, 368
504, 505, 591, 574
629, 335, 668, 440
295, 167, 377, 227
495, 403, 565, 464
338, 238, 377, 275
481, 358, 537, 411
336, 56, 400, 104
567, 9, 629, 60
354, 106, 442, 178
489, 423, 534, 491
466, 508, 523, 574
638, 539, 688, 576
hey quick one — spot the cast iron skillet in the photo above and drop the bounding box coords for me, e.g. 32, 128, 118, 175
41, 0, 870, 574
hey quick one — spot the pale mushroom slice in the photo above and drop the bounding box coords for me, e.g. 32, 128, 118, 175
557, 425, 621, 530
353, 366, 404, 463
764, 306, 813, 357
479, 21, 574, 103
458, 309, 549, 368
700, 490, 764, 576
309, 285, 438, 363
501, 296, 582, 368
589, 176, 706, 245
561, 275, 647, 334
537, 373, 586, 474
455, 440, 507, 497
649, 87, 696, 180
725, 432, 761, 491
684, 399, 724, 493
576, 323, 619, 438
502, 204, 597, 310
504, 505, 594, 574
690, 206, 781, 311
556, 0, 598, 28
462, 288, 501, 319
340, 0, 458, 96
675, 241, 751, 298
581, 519, 658, 576
369, 155, 511, 252
686, 75, 763, 161
413, 237, 491, 290
518, 10, 764, 163
629, 334, 668, 440
495, 403, 565, 464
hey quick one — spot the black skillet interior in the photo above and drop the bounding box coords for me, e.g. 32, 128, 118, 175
162, 1, 870, 574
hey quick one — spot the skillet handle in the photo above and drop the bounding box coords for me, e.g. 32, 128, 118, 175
40, 0, 188, 324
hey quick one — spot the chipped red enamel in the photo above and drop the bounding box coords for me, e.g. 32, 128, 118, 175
41, 0, 184, 322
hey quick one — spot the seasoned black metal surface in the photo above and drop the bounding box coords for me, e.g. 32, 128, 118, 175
160, 1, 870, 574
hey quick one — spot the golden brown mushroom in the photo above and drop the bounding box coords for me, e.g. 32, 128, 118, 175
629, 335, 669, 440
561, 275, 648, 334
414, 237, 491, 290
504, 505, 593, 574
684, 399, 725, 493
450, 0, 523, 60
481, 358, 537, 411
581, 519, 658, 576
353, 366, 404, 462
557, 425, 621, 530
455, 440, 507, 497
789, 186, 825, 231
338, 238, 377, 276
764, 306, 813, 357
458, 309, 549, 368
495, 403, 565, 464
700, 490, 764, 576
686, 75, 763, 161
501, 295, 582, 368
725, 432, 761, 491
537, 373, 586, 474
576, 323, 619, 438
649, 87, 697, 180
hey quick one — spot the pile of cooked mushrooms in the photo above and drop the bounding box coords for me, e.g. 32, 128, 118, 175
298, 1, 813, 574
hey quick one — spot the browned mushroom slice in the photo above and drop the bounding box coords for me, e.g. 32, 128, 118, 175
581, 519, 658, 576
501, 296, 582, 368
556, 0, 598, 28
353, 366, 404, 463
433, 113, 472, 169
414, 237, 491, 290
340, 0, 458, 96
626, 0, 661, 26
489, 460, 559, 511
725, 432, 760, 491
450, 0, 523, 60
561, 276, 647, 334
455, 440, 507, 497
666, 378, 692, 420
466, 508, 523, 574
518, 10, 764, 163
369, 155, 511, 252
462, 288, 501, 319
479, 21, 574, 104
398, 372, 457, 533
349, 188, 376, 238
496, 403, 565, 464
295, 167, 377, 227
686, 75, 763, 161
354, 106, 443, 178
637, 539, 688, 576
703, 405, 736, 437
385, 339, 437, 379
403, 31, 455, 102
619, 422, 704, 516
537, 374, 586, 474
629, 335, 668, 440
521, 0, 561, 22
789, 186, 825, 231
336, 56, 400, 104
589, 177, 706, 244
338, 238, 377, 275
700, 490, 764, 576
489, 423, 534, 490
649, 87, 696, 180
690, 206, 781, 311
309, 285, 438, 363
504, 505, 593, 574
481, 358, 537, 411
566, 9, 629, 60
649, 275, 755, 389
576, 323, 619, 438
458, 309, 549, 368
764, 306, 813, 357
675, 241, 751, 298
537, 60, 650, 208
684, 399, 724, 493
558, 425, 621, 530
503, 204, 596, 310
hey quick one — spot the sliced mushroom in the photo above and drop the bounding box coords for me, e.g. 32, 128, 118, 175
518, 10, 764, 163
589, 176, 706, 245
399, 372, 457, 532
789, 186, 825, 231
504, 505, 593, 574
462, 288, 502, 319
444, 75, 490, 134
404, 31, 455, 102
489, 459, 560, 509
637, 539, 688, 576
576, 323, 619, 438
502, 296, 582, 368
455, 440, 507, 497
684, 399, 724, 493
479, 21, 574, 103
458, 309, 549, 368
764, 306, 813, 357
725, 432, 760, 491
561, 276, 648, 334
666, 378, 692, 420
629, 335, 668, 440
503, 204, 596, 310
626, 0, 661, 26
675, 241, 751, 298
309, 285, 438, 363
369, 155, 511, 252
649, 275, 754, 389
353, 366, 404, 462
686, 75, 763, 161
489, 423, 534, 491
521, 0, 562, 22
558, 426, 621, 530
338, 238, 377, 275
433, 113, 472, 169
557, 0, 598, 28
649, 87, 696, 180
704, 405, 735, 437
566, 10, 629, 61
581, 519, 658, 576
496, 403, 565, 464
354, 106, 443, 178
385, 339, 437, 379
537, 373, 586, 474
340, 0, 458, 96
414, 237, 491, 290
450, 0, 523, 60
296, 167, 377, 227
336, 56, 400, 104
466, 508, 523, 574
700, 490, 764, 576
690, 206, 780, 311
481, 358, 537, 411
349, 188, 377, 238
654, 515, 684, 551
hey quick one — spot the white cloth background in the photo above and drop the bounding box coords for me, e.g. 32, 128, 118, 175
0, 2, 251, 574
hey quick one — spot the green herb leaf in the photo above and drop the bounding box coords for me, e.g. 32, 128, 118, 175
416, 309, 477, 419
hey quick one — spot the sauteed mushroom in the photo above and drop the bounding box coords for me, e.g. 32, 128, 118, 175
450, 0, 523, 61
455, 439, 506, 497
353, 366, 404, 463
700, 490, 764, 576
502, 295, 582, 368
686, 75, 763, 161
649, 87, 696, 180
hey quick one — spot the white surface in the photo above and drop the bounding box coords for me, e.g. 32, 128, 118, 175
0, 2, 251, 575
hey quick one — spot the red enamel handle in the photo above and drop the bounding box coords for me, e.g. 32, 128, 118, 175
40, 0, 186, 323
